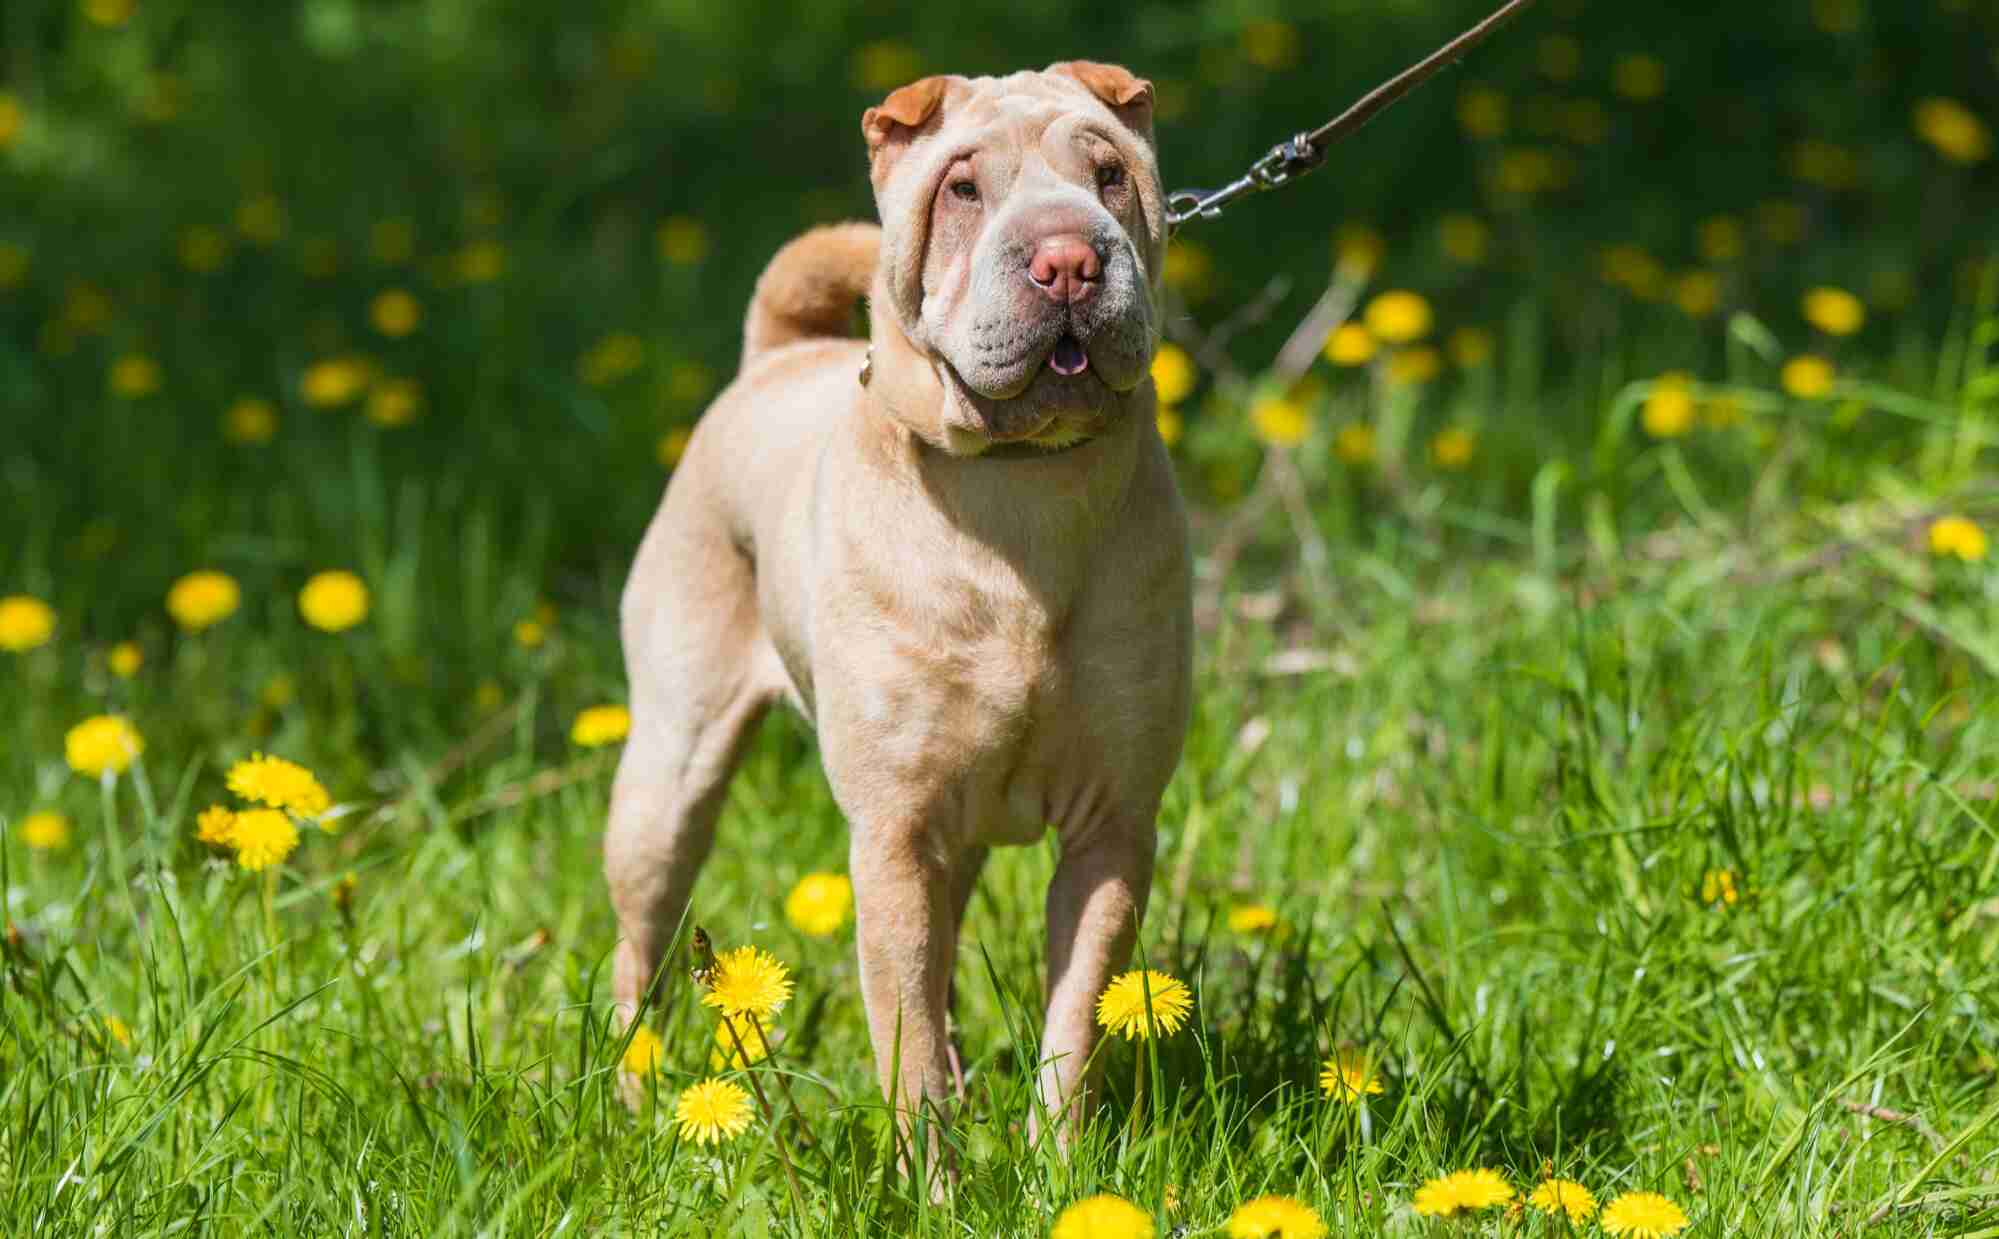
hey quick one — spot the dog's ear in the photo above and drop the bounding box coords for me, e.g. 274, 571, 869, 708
1049, 61, 1155, 137
862, 76, 951, 183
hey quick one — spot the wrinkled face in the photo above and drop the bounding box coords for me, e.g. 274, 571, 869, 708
866, 65, 1167, 451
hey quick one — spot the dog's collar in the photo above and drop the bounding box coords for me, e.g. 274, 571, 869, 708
862, 346, 1095, 461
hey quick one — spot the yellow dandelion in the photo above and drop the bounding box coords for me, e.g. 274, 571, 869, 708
83, 0, 134, 27
236, 194, 285, 245
65, 715, 143, 777
1438, 213, 1490, 265
19, 810, 71, 852
177, 226, 230, 273
1319, 1050, 1384, 1102
1457, 86, 1508, 139
103, 1015, 133, 1047
1642, 373, 1698, 439
1325, 323, 1377, 367
108, 640, 142, 678
622, 1024, 665, 1077
1165, 240, 1217, 300
109, 354, 162, 399
1225, 1195, 1326, 1239
1701, 867, 1741, 907
1914, 98, 1991, 165
674, 1078, 754, 1145
365, 378, 423, 428
262, 674, 297, 709
1334, 423, 1376, 465
1673, 270, 1722, 319
1412, 1168, 1516, 1216
1781, 355, 1836, 399
657, 216, 710, 266
0, 95, 20, 148
370, 218, 416, 265
1240, 20, 1301, 71
0, 241, 28, 287
1052, 1195, 1154, 1239
1151, 344, 1196, 405
512, 618, 546, 648
1095, 969, 1193, 1040
196, 804, 237, 847
1430, 427, 1476, 470
1156, 406, 1183, 447
1334, 224, 1384, 281
657, 428, 693, 469
1703, 394, 1746, 430
701, 945, 794, 1019
1251, 397, 1310, 448
1449, 327, 1495, 369
571, 703, 631, 748
1364, 291, 1433, 344
1600, 1190, 1690, 1238
229, 808, 299, 871
666, 361, 714, 403
1600, 245, 1667, 300
1388, 347, 1443, 387
710, 1014, 772, 1070
1529, 1178, 1599, 1221
165, 569, 240, 633
1227, 903, 1279, 934
1698, 215, 1745, 264
579, 332, 646, 386
370, 289, 422, 337
785, 871, 854, 937
1929, 515, 1989, 563
1802, 287, 1865, 336
227, 753, 330, 818
0, 595, 56, 652
1613, 54, 1666, 102
300, 357, 370, 408
453, 240, 507, 283
298, 570, 370, 632
223, 398, 278, 444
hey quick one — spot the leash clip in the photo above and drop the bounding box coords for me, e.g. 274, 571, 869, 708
1166, 132, 1323, 233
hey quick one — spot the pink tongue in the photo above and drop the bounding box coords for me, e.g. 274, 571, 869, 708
1049, 335, 1089, 376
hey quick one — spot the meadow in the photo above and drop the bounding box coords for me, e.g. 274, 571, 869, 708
4, 0, 1999, 1234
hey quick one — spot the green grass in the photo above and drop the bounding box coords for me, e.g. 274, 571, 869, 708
5, 380, 1999, 1234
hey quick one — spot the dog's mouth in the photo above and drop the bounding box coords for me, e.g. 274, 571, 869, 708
1048, 332, 1089, 377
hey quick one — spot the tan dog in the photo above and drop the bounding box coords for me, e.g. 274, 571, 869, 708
604, 61, 1190, 1140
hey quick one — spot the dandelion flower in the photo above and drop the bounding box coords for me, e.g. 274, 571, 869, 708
66, 715, 143, 777
1529, 1178, 1599, 1221
1225, 1194, 1326, 1239
1052, 1195, 1154, 1239
1227, 903, 1279, 934
1095, 969, 1193, 1040
299, 570, 370, 632
579, 333, 647, 386
571, 704, 632, 748
1673, 270, 1722, 319
1156, 407, 1183, 447
227, 753, 330, 818
1914, 98, 1991, 165
1929, 515, 1989, 562
1364, 291, 1433, 344
370, 289, 422, 337
1412, 1169, 1516, 1216
657, 216, 710, 266
1781, 355, 1836, 399
1698, 216, 1745, 264
1612, 54, 1666, 102
1334, 424, 1376, 465
1318, 1049, 1384, 1102
166, 570, 241, 633
223, 398, 278, 445
1642, 373, 1698, 439
710, 1014, 772, 1070
1802, 287, 1865, 336
674, 1078, 753, 1145
657, 428, 693, 469
1334, 224, 1384, 280
103, 1015, 133, 1047
513, 618, 546, 648
229, 808, 299, 871
1151, 344, 1196, 405
0, 595, 56, 652
300, 357, 370, 408
453, 240, 507, 283
19, 811, 71, 852
236, 194, 285, 244
196, 804, 237, 846
622, 1024, 665, 1077
1457, 86, 1508, 140
1325, 323, 1377, 367
1438, 213, 1489, 265
365, 378, 423, 427
108, 640, 143, 678
785, 871, 854, 937
178, 226, 229, 273
1449, 327, 1495, 369
1430, 427, 1476, 470
701, 945, 794, 1019
1251, 397, 1310, 448
109, 354, 162, 399
1600, 1190, 1689, 1237
370, 218, 417, 265
1387, 347, 1443, 387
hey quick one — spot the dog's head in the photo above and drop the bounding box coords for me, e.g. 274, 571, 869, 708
863, 62, 1167, 454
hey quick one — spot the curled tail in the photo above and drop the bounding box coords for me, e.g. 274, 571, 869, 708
742, 221, 881, 364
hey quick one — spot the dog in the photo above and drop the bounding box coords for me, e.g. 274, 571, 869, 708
604, 61, 1191, 1141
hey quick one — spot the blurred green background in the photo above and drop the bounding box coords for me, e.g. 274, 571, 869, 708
4, 0, 1996, 751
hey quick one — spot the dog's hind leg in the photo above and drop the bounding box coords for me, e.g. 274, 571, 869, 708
604, 497, 777, 1032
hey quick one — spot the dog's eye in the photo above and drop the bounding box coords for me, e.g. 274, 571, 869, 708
950, 180, 979, 203
1096, 164, 1125, 190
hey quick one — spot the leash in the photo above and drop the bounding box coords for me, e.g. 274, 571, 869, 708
1165, 0, 1540, 232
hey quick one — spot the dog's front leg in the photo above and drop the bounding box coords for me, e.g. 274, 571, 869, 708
1036, 816, 1155, 1146
851, 824, 959, 1168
